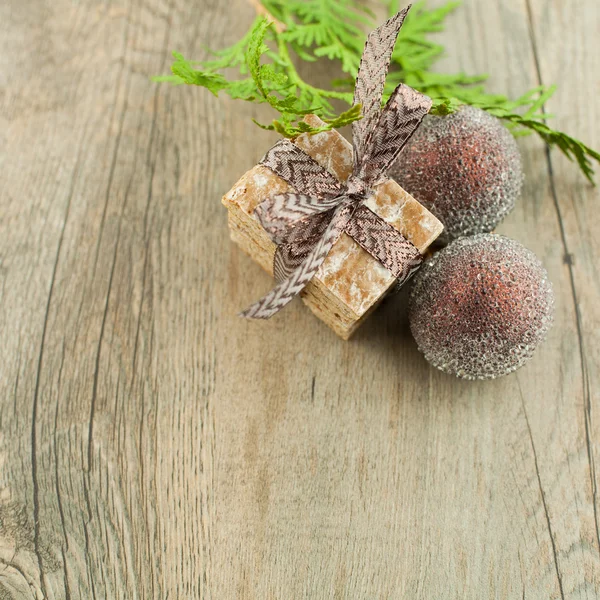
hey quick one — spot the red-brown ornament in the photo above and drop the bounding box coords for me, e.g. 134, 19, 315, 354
390, 106, 523, 240
408, 234, 554, 379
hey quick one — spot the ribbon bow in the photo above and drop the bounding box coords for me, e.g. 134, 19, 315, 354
241, 6, 432, 319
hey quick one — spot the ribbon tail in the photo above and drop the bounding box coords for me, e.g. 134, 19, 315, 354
240, 202, 354, 319
352, 7, 411, 170
272, 209, 333, 282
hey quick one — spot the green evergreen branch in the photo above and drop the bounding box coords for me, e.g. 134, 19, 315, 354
155, 0, 600, 183
154, 17, 358, 137
264, 0, 372, 75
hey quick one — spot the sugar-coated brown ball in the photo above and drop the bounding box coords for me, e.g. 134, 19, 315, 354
390, 106, 523, 240
408, 234, 554, 380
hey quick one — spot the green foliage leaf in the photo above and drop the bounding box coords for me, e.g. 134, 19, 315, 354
389, 0, 461, 73
155, 15, 361, 138
265, 0, 372, 75
155, 0, 600, 182
255, 103, 363, 138
384, 1, 599, 183
476, 104, 600, 184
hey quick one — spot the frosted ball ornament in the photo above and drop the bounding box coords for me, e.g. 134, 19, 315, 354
408, 234, 554, 380
390, 106, 524, 240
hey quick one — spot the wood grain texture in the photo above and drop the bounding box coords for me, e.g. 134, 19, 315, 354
0, 0, 598, 598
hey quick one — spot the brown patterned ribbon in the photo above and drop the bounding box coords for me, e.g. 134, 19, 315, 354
241, 6, 432, 319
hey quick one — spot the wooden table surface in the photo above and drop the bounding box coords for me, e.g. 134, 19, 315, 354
1, 0, 599, 597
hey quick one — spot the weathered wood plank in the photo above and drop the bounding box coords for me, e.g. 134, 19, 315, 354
1, 0, 237, 596
522, 0, 600, 596
433, 0, 600, 597
0, 0, 598, 598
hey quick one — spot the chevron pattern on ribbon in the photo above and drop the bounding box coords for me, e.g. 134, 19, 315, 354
260, 140, 343, 200
344, 204, 422, 285
352, 7, 410, 174
240, 203, 354, 319
256, 192, 340, 246
240, 5, 433, 320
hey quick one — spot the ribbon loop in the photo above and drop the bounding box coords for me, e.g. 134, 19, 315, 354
352, 7, 411, 172
357, 83, 433, 186
260, 139, 343, 200
255, 193, 341, 245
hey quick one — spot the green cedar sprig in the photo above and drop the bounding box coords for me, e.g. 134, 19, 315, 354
262, 0, 373, 75
155, 16, 359, 136
155, 0, 600, 184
